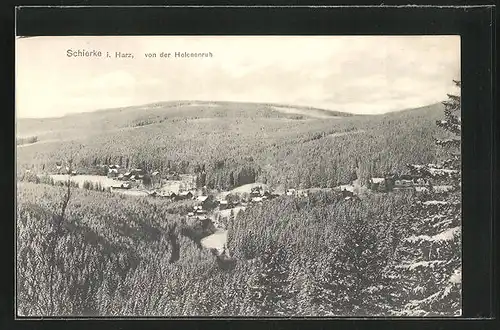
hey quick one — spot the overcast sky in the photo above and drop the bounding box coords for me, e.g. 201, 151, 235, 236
16, 36, 460, 118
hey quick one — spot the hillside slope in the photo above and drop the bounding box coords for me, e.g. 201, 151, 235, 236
16, 101, 448, 189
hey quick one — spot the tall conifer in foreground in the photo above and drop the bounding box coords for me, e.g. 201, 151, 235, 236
384, 80, 462, 316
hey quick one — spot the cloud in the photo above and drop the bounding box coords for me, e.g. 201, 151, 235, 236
90, 71, 136, 91
16, 36, 460, 118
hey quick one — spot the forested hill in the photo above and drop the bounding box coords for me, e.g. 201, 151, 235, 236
17, 101, 448, 190
16, 100, 351, 136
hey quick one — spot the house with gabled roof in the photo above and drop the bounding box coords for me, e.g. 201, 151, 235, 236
197, 195, 208, 203
175, 191, 193, 201
107, 168, 119, 178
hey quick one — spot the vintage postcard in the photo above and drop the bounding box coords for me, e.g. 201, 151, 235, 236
16, 36, 461, 317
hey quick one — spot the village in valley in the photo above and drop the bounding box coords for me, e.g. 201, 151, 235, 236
42, 158, 457, 258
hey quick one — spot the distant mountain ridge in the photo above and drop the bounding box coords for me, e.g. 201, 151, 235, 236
18, 100, 353, 121
16, 101, 445, 142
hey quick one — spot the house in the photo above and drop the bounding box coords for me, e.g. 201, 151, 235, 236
118, 174, 124, 180
184, 191, 194, 199
129, 175, 136, 181
369, 178, 391, 192
342, 188, 354, 198
197, 195, 209, 203
285, 188, 296, 196
395, 179, 413, 187
338, 185, 355, 192
219, 200, 229, 210
111, 182, 131, 190
129, 168, 145, 177
250, 186, 262, 197
167, 192, 177, 199
187, 212, 195, 217
108, 168, 119, 178
433, 185, 455, 193
393, 177, 414, 190
176, 191, 193, 200
251, 196, 263, 203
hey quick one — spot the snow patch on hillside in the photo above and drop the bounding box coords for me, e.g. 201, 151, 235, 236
186, 102, 219, 108
270, 106, 339, 119
406, 226, 460, 243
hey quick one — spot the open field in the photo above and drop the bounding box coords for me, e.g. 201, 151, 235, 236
50, 174, 121, 188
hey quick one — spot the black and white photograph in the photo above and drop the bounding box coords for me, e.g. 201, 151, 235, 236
16, 35, 462, 317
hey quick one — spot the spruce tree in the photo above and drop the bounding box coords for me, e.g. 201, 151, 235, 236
385, 80, 462, 316
247, 244, 293, 316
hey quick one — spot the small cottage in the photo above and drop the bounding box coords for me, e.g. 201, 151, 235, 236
219, 200, 229, 210
197, 195, 209, 203
177, 191, 193, 200
342, 188, 354, 198
395, 179, 413, 187
250, 186, 262, 197
108, 168, 119, 178
369, 178, 392, 192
